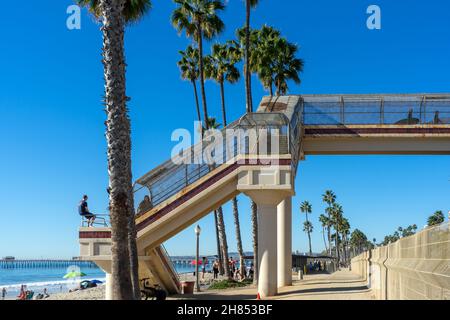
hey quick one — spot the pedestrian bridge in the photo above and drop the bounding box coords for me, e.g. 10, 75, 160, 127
79, 93, 450, 299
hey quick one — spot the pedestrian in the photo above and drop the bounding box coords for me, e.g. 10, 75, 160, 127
212, 260, 219, 279
201, 257, 207, 280
249, 263, 255, 280
1, 287, 6, 300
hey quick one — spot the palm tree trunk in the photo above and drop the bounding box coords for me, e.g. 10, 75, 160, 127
214, 210, 224, 275
327, 210, 332, 256
306, 213, 312, 255
127, 195, 140, 299
220, 80, 227, 126
322, 227, 328, 253
251, 200, 258, 284
343, 235, 348, 266
245, 0, 253, 113
101, 0, 134, 300
335, 230, 340, 268
192, 80, 202, 123
232, 197, 245, 279
269, 82, 273, 96
196, 23, 209, 126
217, 207, 230, 279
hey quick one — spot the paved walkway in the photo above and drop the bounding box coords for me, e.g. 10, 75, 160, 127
171, 270, 375, 300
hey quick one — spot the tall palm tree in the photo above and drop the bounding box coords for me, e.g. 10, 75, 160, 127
172, 0, 225, 130
318, 214, 330, 253
77, 0, 152, 300
254, 25, 281, 96
178, 45, 202, 124
271, 38, 303, 96
330, 203, 344, 266
339, 217, 350, 266
243, 0, 259, 284
204, 43, 245, 278
202, 117, 231, 278
244, 0, 259, 113
322, 190, 336, 256
300, 201, 313, 255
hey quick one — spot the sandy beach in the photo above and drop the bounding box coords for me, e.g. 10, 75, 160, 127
32, 272, 231, 300
46, 286, 106, 300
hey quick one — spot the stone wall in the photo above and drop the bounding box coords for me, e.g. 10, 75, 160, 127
351, 222, 449, 300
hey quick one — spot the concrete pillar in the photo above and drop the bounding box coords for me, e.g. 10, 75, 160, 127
105, 273, 113, 300
277, 197, 292, 288
257, 203, 278, 298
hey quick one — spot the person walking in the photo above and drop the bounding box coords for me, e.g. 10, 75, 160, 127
201, 257, 207, 280
1, 287, 6, 300
212, 260, 219, 280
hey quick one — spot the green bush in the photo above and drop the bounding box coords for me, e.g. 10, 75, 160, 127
208, 279, 252, 290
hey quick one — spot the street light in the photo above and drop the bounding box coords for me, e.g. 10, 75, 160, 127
195, 225, 201, 292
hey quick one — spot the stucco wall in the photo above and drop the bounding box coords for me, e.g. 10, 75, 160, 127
351, 222, 449, 300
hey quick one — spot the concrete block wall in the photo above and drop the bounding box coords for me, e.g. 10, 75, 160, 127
351, 222, 449, 300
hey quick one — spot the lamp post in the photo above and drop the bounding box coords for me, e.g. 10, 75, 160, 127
195, 225, 201, 292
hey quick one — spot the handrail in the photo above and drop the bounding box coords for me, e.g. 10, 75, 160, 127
302, 94, 450, 126
160, 244, 180, 283
80, 214, 110, 227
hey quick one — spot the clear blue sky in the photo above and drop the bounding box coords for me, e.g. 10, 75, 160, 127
0, 0, 449, 259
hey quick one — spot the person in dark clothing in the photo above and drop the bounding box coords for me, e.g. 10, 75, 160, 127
249, 263, 255, 280
78, 195, 96, 227
212, 260, 219, 279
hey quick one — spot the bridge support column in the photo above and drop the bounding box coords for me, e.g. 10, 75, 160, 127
257, 202, 279, 298
105, 272, 113, 300
277, 197, 292, 288
244, 190, 291, 298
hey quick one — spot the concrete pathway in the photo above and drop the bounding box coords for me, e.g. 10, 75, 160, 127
171, 270, 375, 300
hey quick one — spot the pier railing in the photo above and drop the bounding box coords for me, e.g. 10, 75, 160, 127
0, 259, 98, 269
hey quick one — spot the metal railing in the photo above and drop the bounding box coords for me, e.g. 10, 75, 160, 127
134, 113, 293, 213
160, 244, 181, 283
302, 94, 450, 126
80, 214, 110, 227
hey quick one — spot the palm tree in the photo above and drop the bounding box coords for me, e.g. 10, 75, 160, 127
300, 201, 313, 255
178, 45, 202, 124
318, 214, 330, 253
204, 43, 240, 127
271, 38, 303, 95
76, 0, 152, 300
350, 229, 369, 254
204, 43, 245, 278
339, 217, 350, 266
254, 25, 281, 96
172, 0, 225, 130
322, 190, 336, 256
202, 117, 231, 278
330, 203, 344, 266
243, 0, 259, 284
244, 0, 259, 113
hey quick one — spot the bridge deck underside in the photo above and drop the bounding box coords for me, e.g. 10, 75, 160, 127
303, 125, 450, 155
